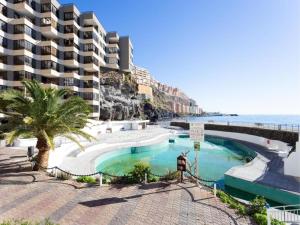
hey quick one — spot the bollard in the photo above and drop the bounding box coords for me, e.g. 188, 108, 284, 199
267, 209, 271, 225
99, 173, 103, 187
213, 183, 217, 197
144, 173, 147, 184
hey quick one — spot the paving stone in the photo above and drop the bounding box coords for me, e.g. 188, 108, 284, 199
0, 147, 255, 225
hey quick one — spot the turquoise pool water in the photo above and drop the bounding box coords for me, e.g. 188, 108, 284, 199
95, 135, 256, 183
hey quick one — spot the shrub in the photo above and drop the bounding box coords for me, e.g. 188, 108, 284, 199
129, 161, 151, 183
160, 171, 180, 181
248, 196, 267, 215
253, 213, 267, 225
148, 175, 159, 182
56, 171, 72, 180
76, 176, 97, 184
0, 218, 58, 225
216, 190, 247, 215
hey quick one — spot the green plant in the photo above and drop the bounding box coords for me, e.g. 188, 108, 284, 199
160, 171, 180, 181
216, 190, 247, 215
253, 213, 267, 225
129, 161, 151, 183
148, 175, 159, 182
76, 176, 97, 184
56, 171, 72, 180
248, 196, 267, 215
0, 80, 95, 170
0, 133, 5, 140
216, 192, 284, 225
0, 218, 59, 225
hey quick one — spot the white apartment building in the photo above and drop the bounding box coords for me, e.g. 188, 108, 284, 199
0, 0, 134, 118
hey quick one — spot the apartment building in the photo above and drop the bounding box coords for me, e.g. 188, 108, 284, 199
131, 65, 153, 100
105, 32, 134, 72
0, 0, 134, 119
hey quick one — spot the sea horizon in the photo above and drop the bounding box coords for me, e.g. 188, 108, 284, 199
181, 114, 300, 125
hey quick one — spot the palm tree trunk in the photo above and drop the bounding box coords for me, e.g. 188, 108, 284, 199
33, 137, 50, 171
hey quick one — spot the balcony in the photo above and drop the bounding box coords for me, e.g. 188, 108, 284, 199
40, 18, 58, 38
13, 0, 35, 17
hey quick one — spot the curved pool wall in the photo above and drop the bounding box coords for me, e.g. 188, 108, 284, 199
95, 135, 256, 183
95, 132, 300, 205
206, 130, 300, 206
224, 175, 300, 205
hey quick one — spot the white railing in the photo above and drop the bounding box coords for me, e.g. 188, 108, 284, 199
267, 204, 300, 225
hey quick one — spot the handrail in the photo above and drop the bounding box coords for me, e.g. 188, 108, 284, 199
272, 204, 300, 209
267, 204, 300, 224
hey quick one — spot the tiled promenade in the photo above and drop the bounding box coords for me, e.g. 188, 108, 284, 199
0, 147, 254, 225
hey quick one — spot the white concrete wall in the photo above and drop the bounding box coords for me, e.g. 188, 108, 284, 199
205, 130, 291, 156
284, 134, 300, 178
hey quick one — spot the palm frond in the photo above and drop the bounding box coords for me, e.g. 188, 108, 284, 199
62, 134, 84, 151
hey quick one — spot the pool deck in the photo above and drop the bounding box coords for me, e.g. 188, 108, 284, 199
0, 147, 254, 225
223, 139, 300, 195
52, 127, 175, 175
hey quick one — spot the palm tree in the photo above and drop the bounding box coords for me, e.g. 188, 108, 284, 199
0, 80, 95, 170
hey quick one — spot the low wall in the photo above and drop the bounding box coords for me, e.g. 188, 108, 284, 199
224, 175, 300, 205
284, 140, 300, 177
205, 130, 290, 155
170, 122, 299, 146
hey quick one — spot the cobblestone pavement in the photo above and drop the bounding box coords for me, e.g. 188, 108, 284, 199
0, 147, 255, 225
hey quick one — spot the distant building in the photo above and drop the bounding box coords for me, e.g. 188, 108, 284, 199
131, 66, 153, 100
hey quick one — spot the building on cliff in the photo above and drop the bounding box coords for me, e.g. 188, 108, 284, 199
0, 0, 201, 119
131, 66, 153, 100
0, 0, 133, 119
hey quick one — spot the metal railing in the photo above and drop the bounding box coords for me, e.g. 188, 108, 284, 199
267, 204, 300, 225
171, 119, 300, 133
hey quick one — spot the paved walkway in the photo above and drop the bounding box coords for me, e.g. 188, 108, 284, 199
0, 147, 254, 225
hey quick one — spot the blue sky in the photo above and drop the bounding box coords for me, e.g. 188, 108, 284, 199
61, 0, 300, 115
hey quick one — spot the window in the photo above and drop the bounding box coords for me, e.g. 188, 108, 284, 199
64, 39, 74, 46
40, 46, 51, 55
13, 40, 34, 52
64, 51, 77, 60
83, 44, 98, 54
84, 80, 99, 89
84, 56, 98, 65
0, 36, 7, 48
13, 56, 33, 66
0, 71, 8, 80
81, 92, 99, 101
64, 77, 74, 86
41, 3, 51, 12
0, 56, 7, 64
83, 31, 92, 39
0, 4, 7, 17
0, 19, 7, 32
64, 25, 73, 33
105, 57, 118, 64
41, 60, 57, 70
14, 71, 36, 81
106, 47, 119, 54
64, 12, 76, 21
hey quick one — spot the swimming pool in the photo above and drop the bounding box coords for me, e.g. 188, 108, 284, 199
95, 135, 256, 184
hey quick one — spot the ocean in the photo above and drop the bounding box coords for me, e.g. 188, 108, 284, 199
179, 115, 300, 125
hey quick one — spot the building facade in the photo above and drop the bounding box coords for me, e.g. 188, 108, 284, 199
131, 65, 153, 100
0, 0, 133, 118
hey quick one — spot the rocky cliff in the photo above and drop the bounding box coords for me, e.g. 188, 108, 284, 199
99, 69, 142, 120
99, 69, 178, 121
